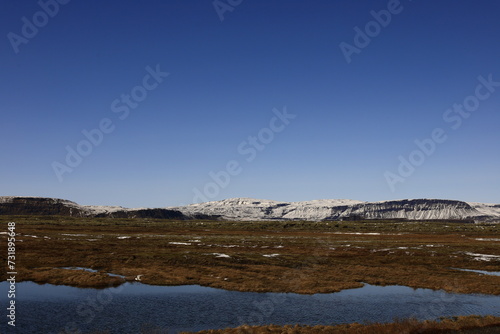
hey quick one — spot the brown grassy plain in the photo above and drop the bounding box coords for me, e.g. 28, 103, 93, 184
0, 216, 499, 295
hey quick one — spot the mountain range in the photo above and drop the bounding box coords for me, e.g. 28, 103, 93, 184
1, 196, 499, 223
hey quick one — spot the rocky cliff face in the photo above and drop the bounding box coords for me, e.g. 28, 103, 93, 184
1, 196, 499, 222
0, 197, 89, 217
0, 197, 194, 220
322, 199, 478, 221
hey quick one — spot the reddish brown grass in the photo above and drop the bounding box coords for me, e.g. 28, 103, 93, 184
1, 217, 499, 295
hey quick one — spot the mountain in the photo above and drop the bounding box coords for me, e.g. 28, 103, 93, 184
1, 196, 499, 222
0, 197, 210, 220
169, 197, 500, 223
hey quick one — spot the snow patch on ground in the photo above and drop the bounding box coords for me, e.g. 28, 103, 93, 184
464, 252, 500, 261
211, 253, 231, 258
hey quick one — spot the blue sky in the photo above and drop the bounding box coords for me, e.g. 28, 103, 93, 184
1, 0, 499, 208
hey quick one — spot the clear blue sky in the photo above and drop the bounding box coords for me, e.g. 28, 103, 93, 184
2, 0, 499, 208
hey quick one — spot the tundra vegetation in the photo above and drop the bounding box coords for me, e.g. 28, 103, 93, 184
0, 216, 499, 332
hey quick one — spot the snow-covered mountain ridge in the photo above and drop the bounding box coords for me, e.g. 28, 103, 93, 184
1, 196, 499, 222
169, 197, 500, 222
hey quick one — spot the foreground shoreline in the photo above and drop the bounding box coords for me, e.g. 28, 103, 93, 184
185, 316, 500, 334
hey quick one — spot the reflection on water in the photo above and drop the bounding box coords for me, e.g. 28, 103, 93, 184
59, 267, 126, 279
0, 281, 499, 334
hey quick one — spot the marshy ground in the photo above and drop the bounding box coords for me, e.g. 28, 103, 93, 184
0, 216, 499, 296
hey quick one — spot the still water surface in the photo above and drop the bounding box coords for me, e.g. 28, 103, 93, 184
0, 281, 499, 333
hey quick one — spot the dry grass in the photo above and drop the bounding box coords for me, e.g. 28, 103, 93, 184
0, 216, 499, 295
187, 315, 500, 334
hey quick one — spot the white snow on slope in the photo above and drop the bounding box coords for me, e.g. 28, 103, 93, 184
468, 202, 500, 217
84, 205, 127, 214
169, 197, 365, 221
2, 196, 500, 223
169, 198, 500, 222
